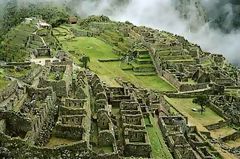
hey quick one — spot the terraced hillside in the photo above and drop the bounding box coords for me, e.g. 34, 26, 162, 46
53, 24, 176, 92
1, 13, 240, 159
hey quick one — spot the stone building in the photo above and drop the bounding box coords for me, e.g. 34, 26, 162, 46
38, 61, 73, 97
159, 116, 221, 159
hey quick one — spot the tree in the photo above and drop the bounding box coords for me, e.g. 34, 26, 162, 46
81, 55, 90, 68
193, 95, 209, 115
2, 0, 18, 32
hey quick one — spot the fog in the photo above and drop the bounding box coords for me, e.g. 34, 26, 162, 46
75, 0, 240, 65
1, 0, 239, 65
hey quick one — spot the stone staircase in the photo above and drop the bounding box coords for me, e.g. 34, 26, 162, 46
131, 51, 156, 76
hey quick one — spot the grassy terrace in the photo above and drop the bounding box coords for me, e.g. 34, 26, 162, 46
48, 71, 64, 81
0, 69, 9, 90
59, 35, 175, 92
164, 96, 239, 159
165, 97, 224, 130
0, 77, 9, 90
146, 115, 173, 159
46, 136, 77, 148
210, 126, 236, 138
226, 137, 240, 148
225, 89, 240, 97
5, 68, 30, 79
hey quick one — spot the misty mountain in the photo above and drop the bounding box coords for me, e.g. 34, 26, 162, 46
0, 0, 239, 64
177, 0, 240, 32
202, 0, 240, 32
174, 0, 208, 32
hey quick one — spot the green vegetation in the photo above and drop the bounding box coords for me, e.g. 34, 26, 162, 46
80, 55, 90, 68
0, 77, 9, 90
46, 136, 77, 148
0, 68, 9, 90
0, 22, 36, 61
211, 126, 236, 138
101, 146, 114, 153
165, 97, 224, 126
225, 89, 240, 97
2, 0, 69, 33
0, 0, 70, 62
48, 71, 64, 81
146, 115, 173, 159
193, 95, 209, 114
5, 68, 30, 78
59, 36, 175, 91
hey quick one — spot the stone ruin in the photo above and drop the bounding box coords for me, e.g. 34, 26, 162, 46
159, 116, 221, 159
0, 81, 56, 145
2, 15, 240, 159
0, 55, 236, 159
38, 61, 73, 97
105, 21, 240, 92
53, 70, 91, 146
33, 46, 51, 58
210, 95, 240, 125
120, 101, 151, 158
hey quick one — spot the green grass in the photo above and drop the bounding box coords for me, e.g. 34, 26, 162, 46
146, 115, 173, 159
144, 117, 151, 125
225, 137, 240, 148
101, 146, 114, 153
46, 136, 77, 147
165, 97, 224, 126
48, 71, 64, 81
1, 22, 37, 61
5, 68, 30, 78
131, 63, 154, 68
225, 89, 240, 97
181, 79, 197, 84
0, 77, 9, 90
210, 126, 236, 138
0, 69, 9, 90
60, 36, 175, 92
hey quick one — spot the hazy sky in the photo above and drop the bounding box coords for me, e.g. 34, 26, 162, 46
1, 0, 239, 64
76, 0, 240, 65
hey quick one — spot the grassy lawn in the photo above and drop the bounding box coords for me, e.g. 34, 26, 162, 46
101, 146, 114, 153
46, 136, 77, 147
165, 97, 224, 127
60, 36, 175, 92
48, 71, 64, 81
146, 115, 173, 159
5, 68, 30, 78
0, 69, 9, 90
225, 89, 240, 97
225, 137, 240, 148
165, 96, 237, 142
210, 126, 236, 139
0, 78, 9, 90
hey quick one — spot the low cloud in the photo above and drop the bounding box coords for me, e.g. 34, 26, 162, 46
74, 0, 240, 65
1, 0, 239, 65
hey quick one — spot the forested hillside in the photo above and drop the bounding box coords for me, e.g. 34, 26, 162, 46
0, 0, 71, 62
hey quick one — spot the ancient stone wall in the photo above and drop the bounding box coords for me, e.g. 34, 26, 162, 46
0, 133, 93, 159
98, 130, 115, 146
0, 81, 18, 103
179, 83, 208, 92
39, 78, 67, 97
27, 87, 54, 101
205, 120, 229, 131
53, 124, 84, 140
162, 70, 181, 89
0, 119, 6, 133
0, 111, 32, 137
124, 143, 151, 157
23, 65, 43, 84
